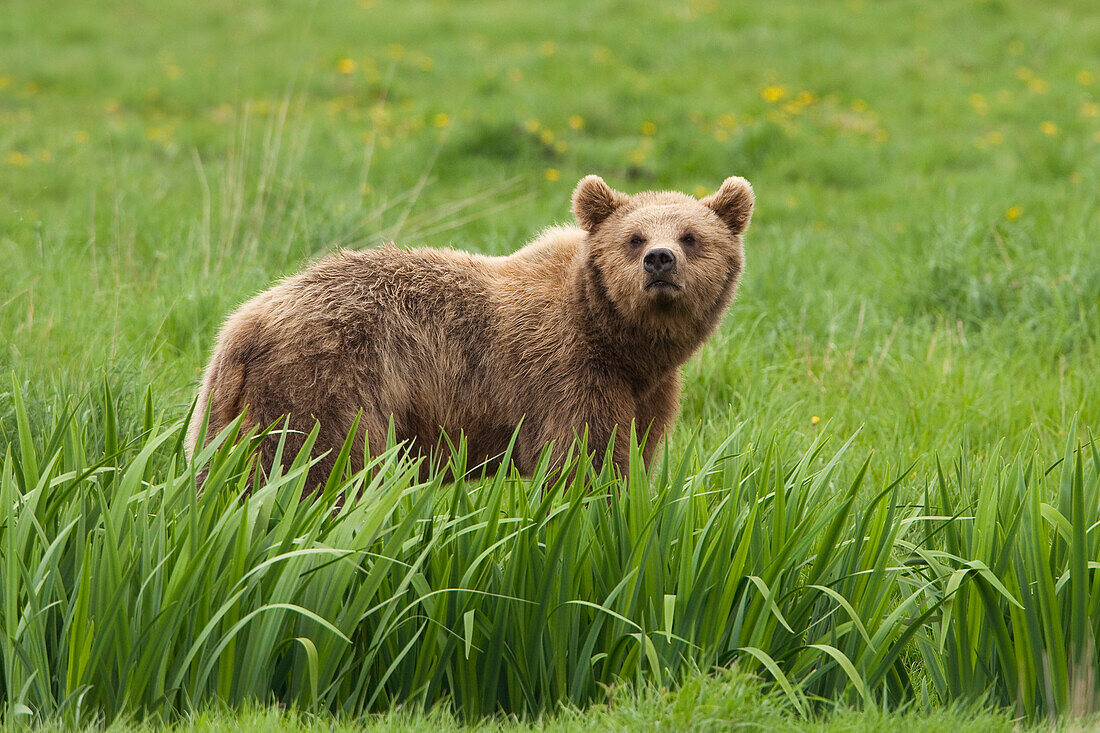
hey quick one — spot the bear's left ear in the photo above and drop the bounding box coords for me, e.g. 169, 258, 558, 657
572, 175, 629, 232
701, 176, 755, 236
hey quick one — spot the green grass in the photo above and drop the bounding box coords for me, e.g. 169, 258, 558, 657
2, 0, 1100, 728
23, 672, 1040, 733
2, 386, 1099, 727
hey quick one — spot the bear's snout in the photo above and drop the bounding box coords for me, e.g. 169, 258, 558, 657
643, 247, 676, 276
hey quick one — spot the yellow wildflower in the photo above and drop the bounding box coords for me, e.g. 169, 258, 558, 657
165, 64, 183, 80
337, 58, 356, 74
640, 121, 656, 136
987, 130, 1004, 145
1080, 102, 1099, 118
1040, 121, 1059, 136
145, 125, 173, 141
387, 44, 406, 59
74, 130, 89, 144
545, 168, 560, 181
761, 85, 786, 103
433, 113, 450, 128
1070, 171, 1083, 184
539, 41, 557, 56
568, 115, 584, 130
811, 416, 820, 426
1005, 206, 1022, 221
0, 75, 11, 90
6, 151, 31, 167
968, 93, 988, 114
507, 68, 523, 83
1027, 78, 1048, 94
539, 129, 554, 144
1077, 70, 1094, 86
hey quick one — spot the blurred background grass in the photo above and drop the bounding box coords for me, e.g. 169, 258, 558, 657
1, 0, 1098, 468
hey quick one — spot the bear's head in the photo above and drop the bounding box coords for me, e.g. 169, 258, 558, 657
572, 175, 753, 339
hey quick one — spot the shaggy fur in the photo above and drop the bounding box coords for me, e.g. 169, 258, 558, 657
186, 175, 754, 486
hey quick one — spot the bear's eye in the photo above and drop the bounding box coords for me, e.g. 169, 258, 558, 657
628, 234, 646, 247
679, 232, 697, 246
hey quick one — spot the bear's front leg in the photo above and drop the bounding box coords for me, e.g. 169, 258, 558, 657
585, 416, 634, 477
632, 372, 682, 464
530, 401, 635, 479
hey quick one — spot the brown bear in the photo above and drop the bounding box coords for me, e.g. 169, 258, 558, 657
185, 174, 754, 486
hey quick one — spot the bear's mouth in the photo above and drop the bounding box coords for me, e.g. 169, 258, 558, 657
645, 279, 681, 291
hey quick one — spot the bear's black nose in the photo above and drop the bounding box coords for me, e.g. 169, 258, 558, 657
643, 248, 676, 275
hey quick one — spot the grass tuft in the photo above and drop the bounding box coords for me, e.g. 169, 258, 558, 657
2, 387, 1098, 725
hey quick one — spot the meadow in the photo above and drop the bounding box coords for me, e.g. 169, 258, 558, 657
2, 0, 1099, 728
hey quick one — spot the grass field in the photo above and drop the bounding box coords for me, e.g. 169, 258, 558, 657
2, 0, 1100, 728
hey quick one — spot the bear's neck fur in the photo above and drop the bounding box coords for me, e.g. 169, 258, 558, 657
572, 247, 733, 396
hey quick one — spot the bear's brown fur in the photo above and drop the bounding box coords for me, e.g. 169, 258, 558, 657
186, 175, 754, 485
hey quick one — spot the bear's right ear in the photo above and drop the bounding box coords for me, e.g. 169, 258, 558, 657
572, 175, 628, 232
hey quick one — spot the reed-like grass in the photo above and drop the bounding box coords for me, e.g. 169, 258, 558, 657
2, 383, 1097, 725
913, 424, 1100, 718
